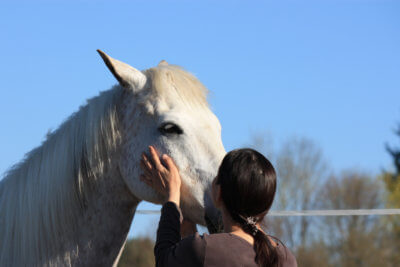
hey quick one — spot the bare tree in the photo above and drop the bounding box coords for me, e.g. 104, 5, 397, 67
275, 137, 328, 247
318, 172, 382, 238
249, 135, 328, 248
317, 172, 387, 267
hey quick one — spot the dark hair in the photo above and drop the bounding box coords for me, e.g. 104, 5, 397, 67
216, 148, 281, 267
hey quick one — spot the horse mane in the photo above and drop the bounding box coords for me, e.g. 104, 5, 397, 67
0, 87, 123, 266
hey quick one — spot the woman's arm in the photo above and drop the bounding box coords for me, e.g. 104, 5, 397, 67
154, 201, 182, 266
140, 146, 204, 267
154, 202, 204, 267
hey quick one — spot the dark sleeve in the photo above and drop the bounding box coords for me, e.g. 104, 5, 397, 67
154, 202, 205, 267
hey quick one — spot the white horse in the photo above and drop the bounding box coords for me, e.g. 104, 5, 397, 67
0, 50, 226, 267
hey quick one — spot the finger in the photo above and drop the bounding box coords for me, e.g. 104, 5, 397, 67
140, 162, 154, 181
157, 172, 167, 188
143, 167, 153, 180
140, 174, 152, 186
140, 172, 152, 181
162, 154, 178, 172
139, 160, 153, 177
142, 153, 153, 170
140, 159, 147, 171
140, 176, 153, 189
149, 146, 164, 170
140, 157, 153, 172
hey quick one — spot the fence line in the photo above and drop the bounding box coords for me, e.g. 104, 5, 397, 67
135, 209, 400, 216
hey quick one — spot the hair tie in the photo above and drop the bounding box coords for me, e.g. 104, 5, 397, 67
239, 214, 259, 236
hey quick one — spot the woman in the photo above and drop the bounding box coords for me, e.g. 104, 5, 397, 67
140, 146, 297, 267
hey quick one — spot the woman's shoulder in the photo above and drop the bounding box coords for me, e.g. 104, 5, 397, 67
188, 233, 297, 267
202, 232, 253, 246
195, 232, 257, 254
274, 241, 298, 267
203, 233, 259, 261
202, 233, 297, 267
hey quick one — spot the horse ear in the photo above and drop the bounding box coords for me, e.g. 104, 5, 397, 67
158, 60, 168, 66
97, 49, 147, 90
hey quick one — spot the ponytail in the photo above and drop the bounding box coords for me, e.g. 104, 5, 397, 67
238, 215, 282, 267
253, 230, 280, 267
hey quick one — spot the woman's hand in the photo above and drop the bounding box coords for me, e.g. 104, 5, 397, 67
140, 146, 182, 206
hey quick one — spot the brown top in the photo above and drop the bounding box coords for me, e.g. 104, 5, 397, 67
155, 202, 297, 267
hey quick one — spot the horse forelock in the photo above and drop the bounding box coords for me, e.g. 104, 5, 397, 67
143, 64, 209, 109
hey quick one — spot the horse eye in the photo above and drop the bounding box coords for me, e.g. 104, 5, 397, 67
159, 122, 183, 135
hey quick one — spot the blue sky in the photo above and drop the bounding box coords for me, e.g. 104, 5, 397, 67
0, 0, 399, 238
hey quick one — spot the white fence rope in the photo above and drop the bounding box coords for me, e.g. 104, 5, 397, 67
136, 209, 400, 216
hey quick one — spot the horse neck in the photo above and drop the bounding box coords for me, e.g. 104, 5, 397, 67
0, 86, 140, 266
71, 164, 140, 266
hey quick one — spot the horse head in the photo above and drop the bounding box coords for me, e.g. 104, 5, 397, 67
98, 50, 225, 232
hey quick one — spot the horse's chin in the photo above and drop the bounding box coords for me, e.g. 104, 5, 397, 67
203, 192, 224, 233
204, 211, 223, 233
179, 202, 223, 233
